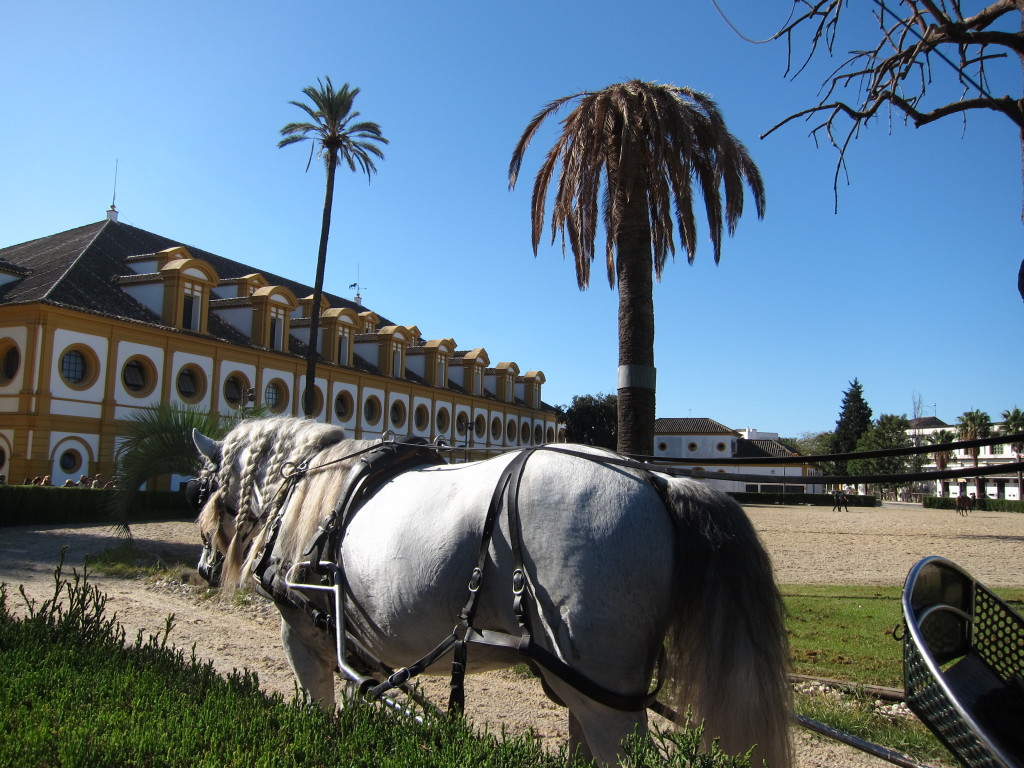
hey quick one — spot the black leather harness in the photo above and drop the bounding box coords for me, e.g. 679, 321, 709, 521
252, 440, 663, 715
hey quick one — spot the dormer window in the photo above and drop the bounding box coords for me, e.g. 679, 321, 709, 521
269, 307, 285, 350
437, 356, 447, 387
392, 346, 403, 379
338, 331, 351, 367
182, 283, 203, 330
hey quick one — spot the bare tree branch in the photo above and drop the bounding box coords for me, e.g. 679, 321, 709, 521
765, 0, 1024, 301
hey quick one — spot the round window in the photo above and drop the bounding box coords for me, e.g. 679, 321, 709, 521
534, 424, 543, 444
334, 391, 354, 421
223, 373, 250, 408
688, 442, 698, 452
264, 379, 288, 413
59, 449, 82, 473
716, 442, 727, 452
474, 415, 486, 438
658, 442, 669, 452
121, 356, 156, 397
363, 396, 382, 426
436, 407, 451, 433
390, 400, 407, 430
456, 412, 470, 436
176, 365, 206, 403
546, 426, 555, 443
59, 346, 97, 388
490, 417, 502, 441
414, 404, 430, 431
520, 422, 531, 444
506, 418, 517, 442
0, 341, 20, 385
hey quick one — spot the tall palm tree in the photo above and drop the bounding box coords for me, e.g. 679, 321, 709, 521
928, 428, 957, 497
1001, 407, 1024, 500
956, 409, 992, 501
279, 77, 387, 417
509, 80, 764, 455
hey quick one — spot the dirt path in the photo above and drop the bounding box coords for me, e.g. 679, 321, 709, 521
3, 503, 1022, 766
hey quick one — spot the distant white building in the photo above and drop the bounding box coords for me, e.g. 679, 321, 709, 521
907, 417, 1021, 501
653, 418, 823, 494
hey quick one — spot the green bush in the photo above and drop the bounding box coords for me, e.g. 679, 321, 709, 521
922, 496, 1024, 513
0, 558, 750, 768
0, 487, 190, 526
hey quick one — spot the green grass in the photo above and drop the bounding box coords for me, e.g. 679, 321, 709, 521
783, 584, 1024, 687
784, 585, 906, 687
0, 558, 751, 768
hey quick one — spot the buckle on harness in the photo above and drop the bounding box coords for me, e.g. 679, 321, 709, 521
512, 569, 526, 595
468, 567, 483, 592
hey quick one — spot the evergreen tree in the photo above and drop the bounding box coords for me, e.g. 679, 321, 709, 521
830, 378, 873, 476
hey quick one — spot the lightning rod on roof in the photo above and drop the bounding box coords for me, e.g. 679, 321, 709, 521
106, 159, 119, 222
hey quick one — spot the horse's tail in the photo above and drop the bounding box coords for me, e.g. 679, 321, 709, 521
655, 476, 792, 768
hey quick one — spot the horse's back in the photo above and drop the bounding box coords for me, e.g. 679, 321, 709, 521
340, 447, 676, 677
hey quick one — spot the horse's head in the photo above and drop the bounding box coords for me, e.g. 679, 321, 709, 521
189, 426, 271, 588
190, 429, 230, 586
190, 418, 352, 588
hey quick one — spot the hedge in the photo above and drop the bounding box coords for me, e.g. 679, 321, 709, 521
729, 491, 878, 507
922, 496, 1024, 513
0, 487, 191, 526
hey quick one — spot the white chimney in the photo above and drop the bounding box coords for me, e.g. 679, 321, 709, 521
106, 204, 119, 222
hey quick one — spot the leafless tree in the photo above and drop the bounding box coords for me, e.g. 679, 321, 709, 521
759, 0, 1024, 302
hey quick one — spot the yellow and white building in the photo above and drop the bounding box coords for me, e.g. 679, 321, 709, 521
0, 212, 558, 486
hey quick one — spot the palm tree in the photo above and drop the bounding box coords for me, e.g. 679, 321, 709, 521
509, 80, 764, 455
109, 403, 243, 537
279, 78, 387, 417
1001, 407, 1024, 501
956, 409, 992, 502
928, 428, 957, 497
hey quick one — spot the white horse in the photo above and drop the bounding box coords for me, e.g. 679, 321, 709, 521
192, 417, 791, 767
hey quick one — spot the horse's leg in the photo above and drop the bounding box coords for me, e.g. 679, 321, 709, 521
545, 678, 646, 766
568, 712, 594, 763
564, 694, 647, 766
279, 607, 337, 708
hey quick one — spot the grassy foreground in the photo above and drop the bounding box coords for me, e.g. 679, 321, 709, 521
0, 558, 750, 768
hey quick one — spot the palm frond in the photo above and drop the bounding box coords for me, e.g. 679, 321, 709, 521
107, 403, 245, 538
511, 79, 764, 288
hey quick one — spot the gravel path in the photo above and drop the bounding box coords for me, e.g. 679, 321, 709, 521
3, 502, 1021, 766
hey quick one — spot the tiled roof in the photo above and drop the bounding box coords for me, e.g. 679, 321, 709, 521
735, 439, 797, 459
908, 417, 949, 429
0, 220, 390, 326
655, 417, 739, 436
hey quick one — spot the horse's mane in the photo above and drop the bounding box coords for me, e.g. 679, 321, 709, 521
210, 417, 373, 590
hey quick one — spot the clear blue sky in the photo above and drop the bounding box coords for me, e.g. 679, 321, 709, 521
3, 1, 1021, 437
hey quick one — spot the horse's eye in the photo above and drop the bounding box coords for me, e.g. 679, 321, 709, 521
185, 478, 204, 508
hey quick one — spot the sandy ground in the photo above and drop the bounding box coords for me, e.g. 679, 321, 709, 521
2, 501, 1022, 767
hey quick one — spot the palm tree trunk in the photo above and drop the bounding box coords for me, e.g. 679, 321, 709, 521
614, 190, 656, 457
304, 153, 337, 417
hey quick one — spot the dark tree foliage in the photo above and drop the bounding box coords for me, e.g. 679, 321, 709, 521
848, 413, 912, 489
830, 378, 873, 475
779, 430, 833, 457
561, 393, 618, 449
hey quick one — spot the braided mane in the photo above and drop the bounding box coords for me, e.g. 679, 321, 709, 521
205, 417, 373, 589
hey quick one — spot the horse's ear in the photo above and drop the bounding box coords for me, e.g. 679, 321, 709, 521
193, 429, 223, 463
